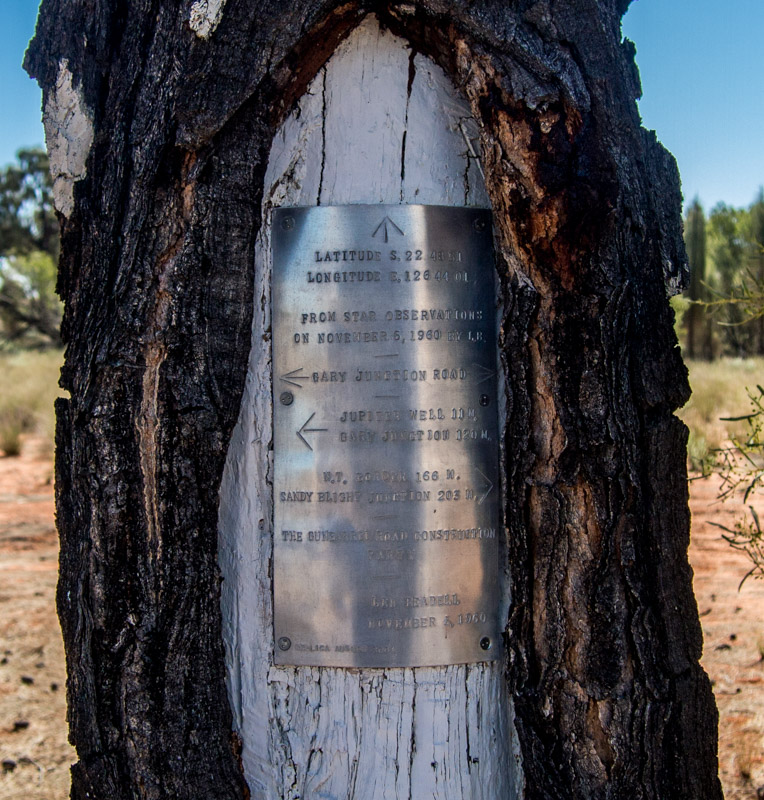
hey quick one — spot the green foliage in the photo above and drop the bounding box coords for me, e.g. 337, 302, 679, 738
683, 190, 764, 359
705, 204, 748, 354
711, 385, 764, 584
0, 250, 62, 347
0, 148, 61, 348
708, 204, 747, 290
0, 148, 58, 260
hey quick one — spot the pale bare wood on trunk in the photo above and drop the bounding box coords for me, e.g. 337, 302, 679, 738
218, 16, 522, 799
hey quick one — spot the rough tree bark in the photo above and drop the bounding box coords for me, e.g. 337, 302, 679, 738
26, 1, 721, 798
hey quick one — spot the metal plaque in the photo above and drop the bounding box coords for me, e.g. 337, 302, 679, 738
272, 204, 500, 668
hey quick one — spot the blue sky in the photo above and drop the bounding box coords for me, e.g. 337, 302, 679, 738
1, 1, 44, 167
623, 0, 764, 211
1, 1, 762, 212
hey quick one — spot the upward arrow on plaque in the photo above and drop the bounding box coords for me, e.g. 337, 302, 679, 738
372, 216, 405, 243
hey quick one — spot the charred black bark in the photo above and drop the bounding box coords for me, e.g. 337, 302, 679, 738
27, 0, 720, 797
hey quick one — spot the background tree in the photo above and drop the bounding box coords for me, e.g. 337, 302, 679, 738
685, 198, 713, 358
0, 148, 61, 347
747, 189, 764, 353
707, 203, 748, 354
0, 251, 60, 346
0, 148, 58, 259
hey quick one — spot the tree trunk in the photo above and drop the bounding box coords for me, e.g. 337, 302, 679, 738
26, 1, 721, 798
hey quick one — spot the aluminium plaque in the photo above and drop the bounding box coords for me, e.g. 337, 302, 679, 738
272, 204, 500, 668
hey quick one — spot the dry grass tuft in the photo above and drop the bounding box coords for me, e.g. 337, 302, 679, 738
678, 358, 764, 471
0, 349, 64, 456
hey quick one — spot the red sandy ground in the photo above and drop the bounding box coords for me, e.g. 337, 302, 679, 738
691, 474, 764, 799
0, 440, 763, 798
0, 439, 72, 799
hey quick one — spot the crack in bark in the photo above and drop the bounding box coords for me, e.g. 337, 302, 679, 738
138, 337, 166, 567
137, 163, 197, 576
317, 67, 327, 205
399, 47, 416, 202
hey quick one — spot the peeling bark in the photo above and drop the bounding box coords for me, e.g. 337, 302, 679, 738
26, 0, 720, 798
43, 60, 94, 217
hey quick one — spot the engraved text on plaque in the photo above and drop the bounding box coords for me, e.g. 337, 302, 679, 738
272, 204, 500, 667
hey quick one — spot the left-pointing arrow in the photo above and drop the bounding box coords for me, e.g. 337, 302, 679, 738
297, 412, 328, 451
280, 368, 310, 388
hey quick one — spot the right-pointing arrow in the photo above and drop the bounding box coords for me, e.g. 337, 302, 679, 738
476, 468, 494, 504
473, 364, 496, 385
